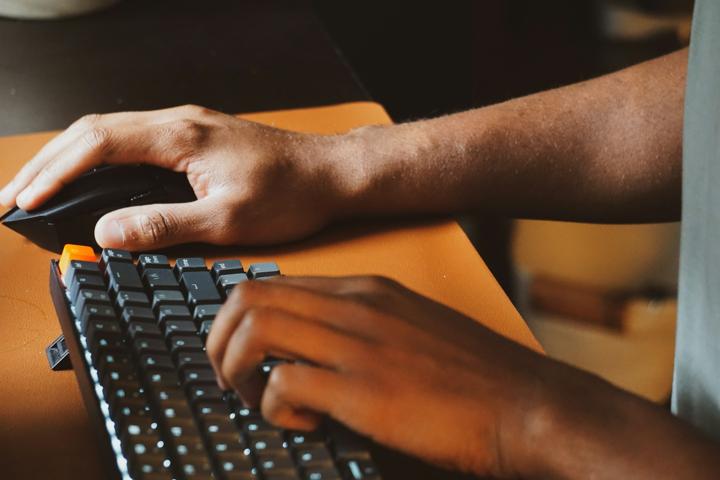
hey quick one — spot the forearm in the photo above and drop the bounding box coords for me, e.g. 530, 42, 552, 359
330, 49, 686, 223
512, 360, 720, 479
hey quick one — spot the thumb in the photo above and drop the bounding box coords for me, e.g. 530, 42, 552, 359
95, 199, 215, 251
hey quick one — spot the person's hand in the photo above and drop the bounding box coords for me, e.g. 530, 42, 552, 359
0, 105, 353, 250
205, 275, 585, 478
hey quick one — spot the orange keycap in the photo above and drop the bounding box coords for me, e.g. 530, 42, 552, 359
58, 244, 97, 276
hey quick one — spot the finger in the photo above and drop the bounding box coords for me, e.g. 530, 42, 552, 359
0, 131, 73, 207
207, 282, 381, 377
271, 275, 403, 299
214, 306, 367, 405
14, 120, 201, 211
94, 198, 217, 251
261, 363, 349, 431
1, 111, 161, 207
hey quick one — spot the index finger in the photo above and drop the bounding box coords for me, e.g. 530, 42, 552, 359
14, 121, 193, 211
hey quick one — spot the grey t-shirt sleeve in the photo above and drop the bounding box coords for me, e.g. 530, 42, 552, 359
672, 0, 720, 439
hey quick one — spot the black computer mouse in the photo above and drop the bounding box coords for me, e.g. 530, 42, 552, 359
0, 164, 196, 253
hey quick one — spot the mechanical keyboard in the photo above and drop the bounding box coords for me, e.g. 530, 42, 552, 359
48, 244, 382, 480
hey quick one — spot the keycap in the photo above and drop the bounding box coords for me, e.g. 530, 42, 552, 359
129, 453, 169, 477
59, 244, 97, 277
231, 406, 262, 424
174, 257, 207, 276
303, 467, 342, 480
108, 383, 144, 411
80, 304, 117, 331
128, 322, 163, 340
193, 304, 221, 324
164, 321, 198, 340
166, 417, 201, 438
256, 451, 296, 476
121, 306, 156, 326
286, 431, 326, 449
214, 451, 253, 474
195, 401, 229, 419
251, 436, 285, 453
248, 262, 281, 279
295, 446, 333, 468
188, 385, 224, 404
201, 419, 238, 442
217, 273, 249, 291
211, 260, 244, 280
170, 336, 204, 357
158, 305, 192, 327
208, 431, 247, 454
121, 418, 158, 441
89, 335, 126, 359
116, 290, 150, 309
199, 320, 213, 343
75, 289, 111, 315
97, 352, 133, 373
244, 419, 283, 437
69, 273, 106, 303
172, 435, 206, 458
182, 368, 217, 386
178, 456, 213, 477
144, 268, 181, 290
181, 271, 222, 307
106, 261, 144, 294
145, 371, 181, 389
101, 248, 133, 270
149, 387, 187, 410
328, 424, 371, 460
341, 460, 380, 480
85, 319, 122, 347
126, 434, 166, 458
176, 352, 211, 372
103, 365, 140, 390
140, 354, 175, 371
133, 337, 169, 355
112, 401, 152, 429
152, 290, 186, 311
63, 259, 101, 286
138, 254, 171, 272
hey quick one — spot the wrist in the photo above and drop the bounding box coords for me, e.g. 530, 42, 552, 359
503, 360, 638, 480
316, 125, 388, 220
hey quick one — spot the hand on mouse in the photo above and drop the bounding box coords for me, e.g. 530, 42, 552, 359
205, 275, 618, 478
0, 105, 360, 250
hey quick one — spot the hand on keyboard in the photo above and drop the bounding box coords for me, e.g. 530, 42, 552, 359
0, 105, 351, 250
207, 275, 560, 479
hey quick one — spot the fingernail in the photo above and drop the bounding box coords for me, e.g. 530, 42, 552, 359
96, 220, 125, 247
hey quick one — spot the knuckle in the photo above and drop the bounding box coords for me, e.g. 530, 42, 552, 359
180, 104, 206, 115
239, 307, 272, 339
136, 209, 179, 243
75, 113, 102, 128
81, 126, 112, 152
220, 359, 241, 387
356, 275, 396, 292
266, 364, 293, 399
171, 118, 209, 147
230, 280, 263, 306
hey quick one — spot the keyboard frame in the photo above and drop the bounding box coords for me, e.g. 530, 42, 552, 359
49, 259, 126, 480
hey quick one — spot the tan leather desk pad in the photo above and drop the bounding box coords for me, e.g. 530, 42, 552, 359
0, 102, 541, 478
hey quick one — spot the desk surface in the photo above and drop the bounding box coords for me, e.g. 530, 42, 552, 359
0, 102, 540, 479
0, 0, 368, 135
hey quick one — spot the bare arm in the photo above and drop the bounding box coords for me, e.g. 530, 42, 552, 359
336, 48, 687, 223
0, 50, 685, 249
